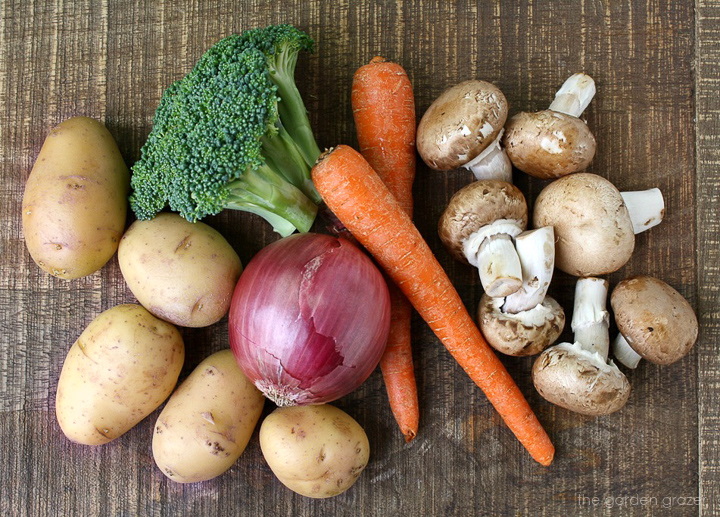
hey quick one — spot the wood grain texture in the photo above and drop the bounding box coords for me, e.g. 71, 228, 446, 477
696, 2, 720, 517
0, 0, 710, 515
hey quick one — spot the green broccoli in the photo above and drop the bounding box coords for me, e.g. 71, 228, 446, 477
129, 24, 323, 236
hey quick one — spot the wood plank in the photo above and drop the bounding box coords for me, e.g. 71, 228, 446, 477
696, 1, 720, 516
0, 0, 707, 515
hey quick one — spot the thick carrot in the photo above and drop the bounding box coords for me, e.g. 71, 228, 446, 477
352, 56, 416, 214
352, 56, 419, 442
311, 145, 555, 466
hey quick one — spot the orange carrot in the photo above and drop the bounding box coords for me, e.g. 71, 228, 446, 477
312, 145, 555, 466
352, 56, 419, 442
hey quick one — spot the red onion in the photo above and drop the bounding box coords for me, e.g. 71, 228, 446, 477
228, 233, 391, 406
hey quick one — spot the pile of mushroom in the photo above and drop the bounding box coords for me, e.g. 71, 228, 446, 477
417, 71, 700, 419
420, 77, 566, 359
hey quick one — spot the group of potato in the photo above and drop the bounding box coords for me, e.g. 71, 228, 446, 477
22, 116, 370, 497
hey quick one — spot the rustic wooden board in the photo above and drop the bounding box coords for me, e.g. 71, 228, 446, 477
0, 1, 713, 515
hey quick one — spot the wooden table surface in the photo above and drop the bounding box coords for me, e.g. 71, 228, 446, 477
1, 1, 719, 516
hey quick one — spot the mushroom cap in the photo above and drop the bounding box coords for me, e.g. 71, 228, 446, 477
503, 110, 596, 179
532, 342, 631, 416
533, 173, 635, 276
611, 276, 699, 365
439, 180, 527, 263
417, 80, 508, 171
478, 294, 565, 356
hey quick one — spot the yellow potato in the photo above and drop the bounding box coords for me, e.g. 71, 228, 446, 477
118, 213, 242, 327
152, 349, 265, 483
259, 405, 370, 498
22, 116, 129, 279
55, 304, 184, 445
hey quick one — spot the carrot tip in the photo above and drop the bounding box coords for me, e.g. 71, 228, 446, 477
536, 450, 555, 467
403, 429, 417, 443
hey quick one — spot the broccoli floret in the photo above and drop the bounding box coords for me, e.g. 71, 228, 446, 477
129, 24, 322, 236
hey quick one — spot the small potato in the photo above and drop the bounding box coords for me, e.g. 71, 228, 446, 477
118, 213, 242, 327
22, 116, 129, 279
55, 304, 184, 445
259, 405, 370, 498
152, 349, 265, 483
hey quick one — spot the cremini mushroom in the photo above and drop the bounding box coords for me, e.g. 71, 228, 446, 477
610, 276, 699, 368
438, 180, 527, 297
533, 172, 665, 277
417, 80, 512, 182
478, 227, 565, 356
504, 73, 596, 179
532, 277, 631, 416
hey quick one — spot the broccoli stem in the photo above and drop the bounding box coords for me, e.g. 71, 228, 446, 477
261, 123, 322, 204
270, 50, 322, 169
224, 163, 318, 236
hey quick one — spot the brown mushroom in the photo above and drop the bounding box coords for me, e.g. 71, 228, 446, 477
610, 276, 699, 368
478, 227, 565, 356
438, 180, 527, 297
532, 277, 631, 416
533, 173, 664, 277
417, 80, 512, 181
532, 342, 631, 416
479, 293, 565, 356
504, 73, 597, 180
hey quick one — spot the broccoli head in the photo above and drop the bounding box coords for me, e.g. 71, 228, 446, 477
130, 24, 322, 236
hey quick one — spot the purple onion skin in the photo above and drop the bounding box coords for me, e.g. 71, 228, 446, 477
229, 233, 391, 406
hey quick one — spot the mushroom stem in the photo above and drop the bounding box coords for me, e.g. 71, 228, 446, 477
571, 277, 610, 359
477, 234, 523, 298
462, 129, 513, 182
502, 227, 556, 314
611, 333, 642, 369
620, 188, 665, 234
463, 220, 524, 298
548, 73, 596, 118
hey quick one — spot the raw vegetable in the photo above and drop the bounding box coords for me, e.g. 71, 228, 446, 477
533, 173, 664, 276
351, 56, 419, 442
55, 304, 184, 445
152, 349, 265, 483
438, 180, 528, 298
504, 73, 597, 179
228, 233, 391, 406
118, 213, 242, 328
610, 276, 698, 368
22, 116, 129, 279
416, 80, 512, 182
311, 145, 555, 466
478, 227, 565, 357
259, 404, 370, 498
532, 278, 631, 416
129, 24, 322, 236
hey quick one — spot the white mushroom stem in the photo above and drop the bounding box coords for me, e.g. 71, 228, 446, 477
548, 73, 596, 118
611, 333, 642, 369
620, 188, 665, 234
463, 219, 523, 298
571, 277, 610, 359
502, 227, 556, 314
462, 129, 513, 183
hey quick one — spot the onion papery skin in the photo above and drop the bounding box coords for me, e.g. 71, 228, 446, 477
229, 233, 391, 406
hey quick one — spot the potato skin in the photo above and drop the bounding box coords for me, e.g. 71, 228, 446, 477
22, 116, 129, 279
259, 405, 370, 498
55, 304, 184, 445
152, 349, 265, 483
118, 213, 242, 327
